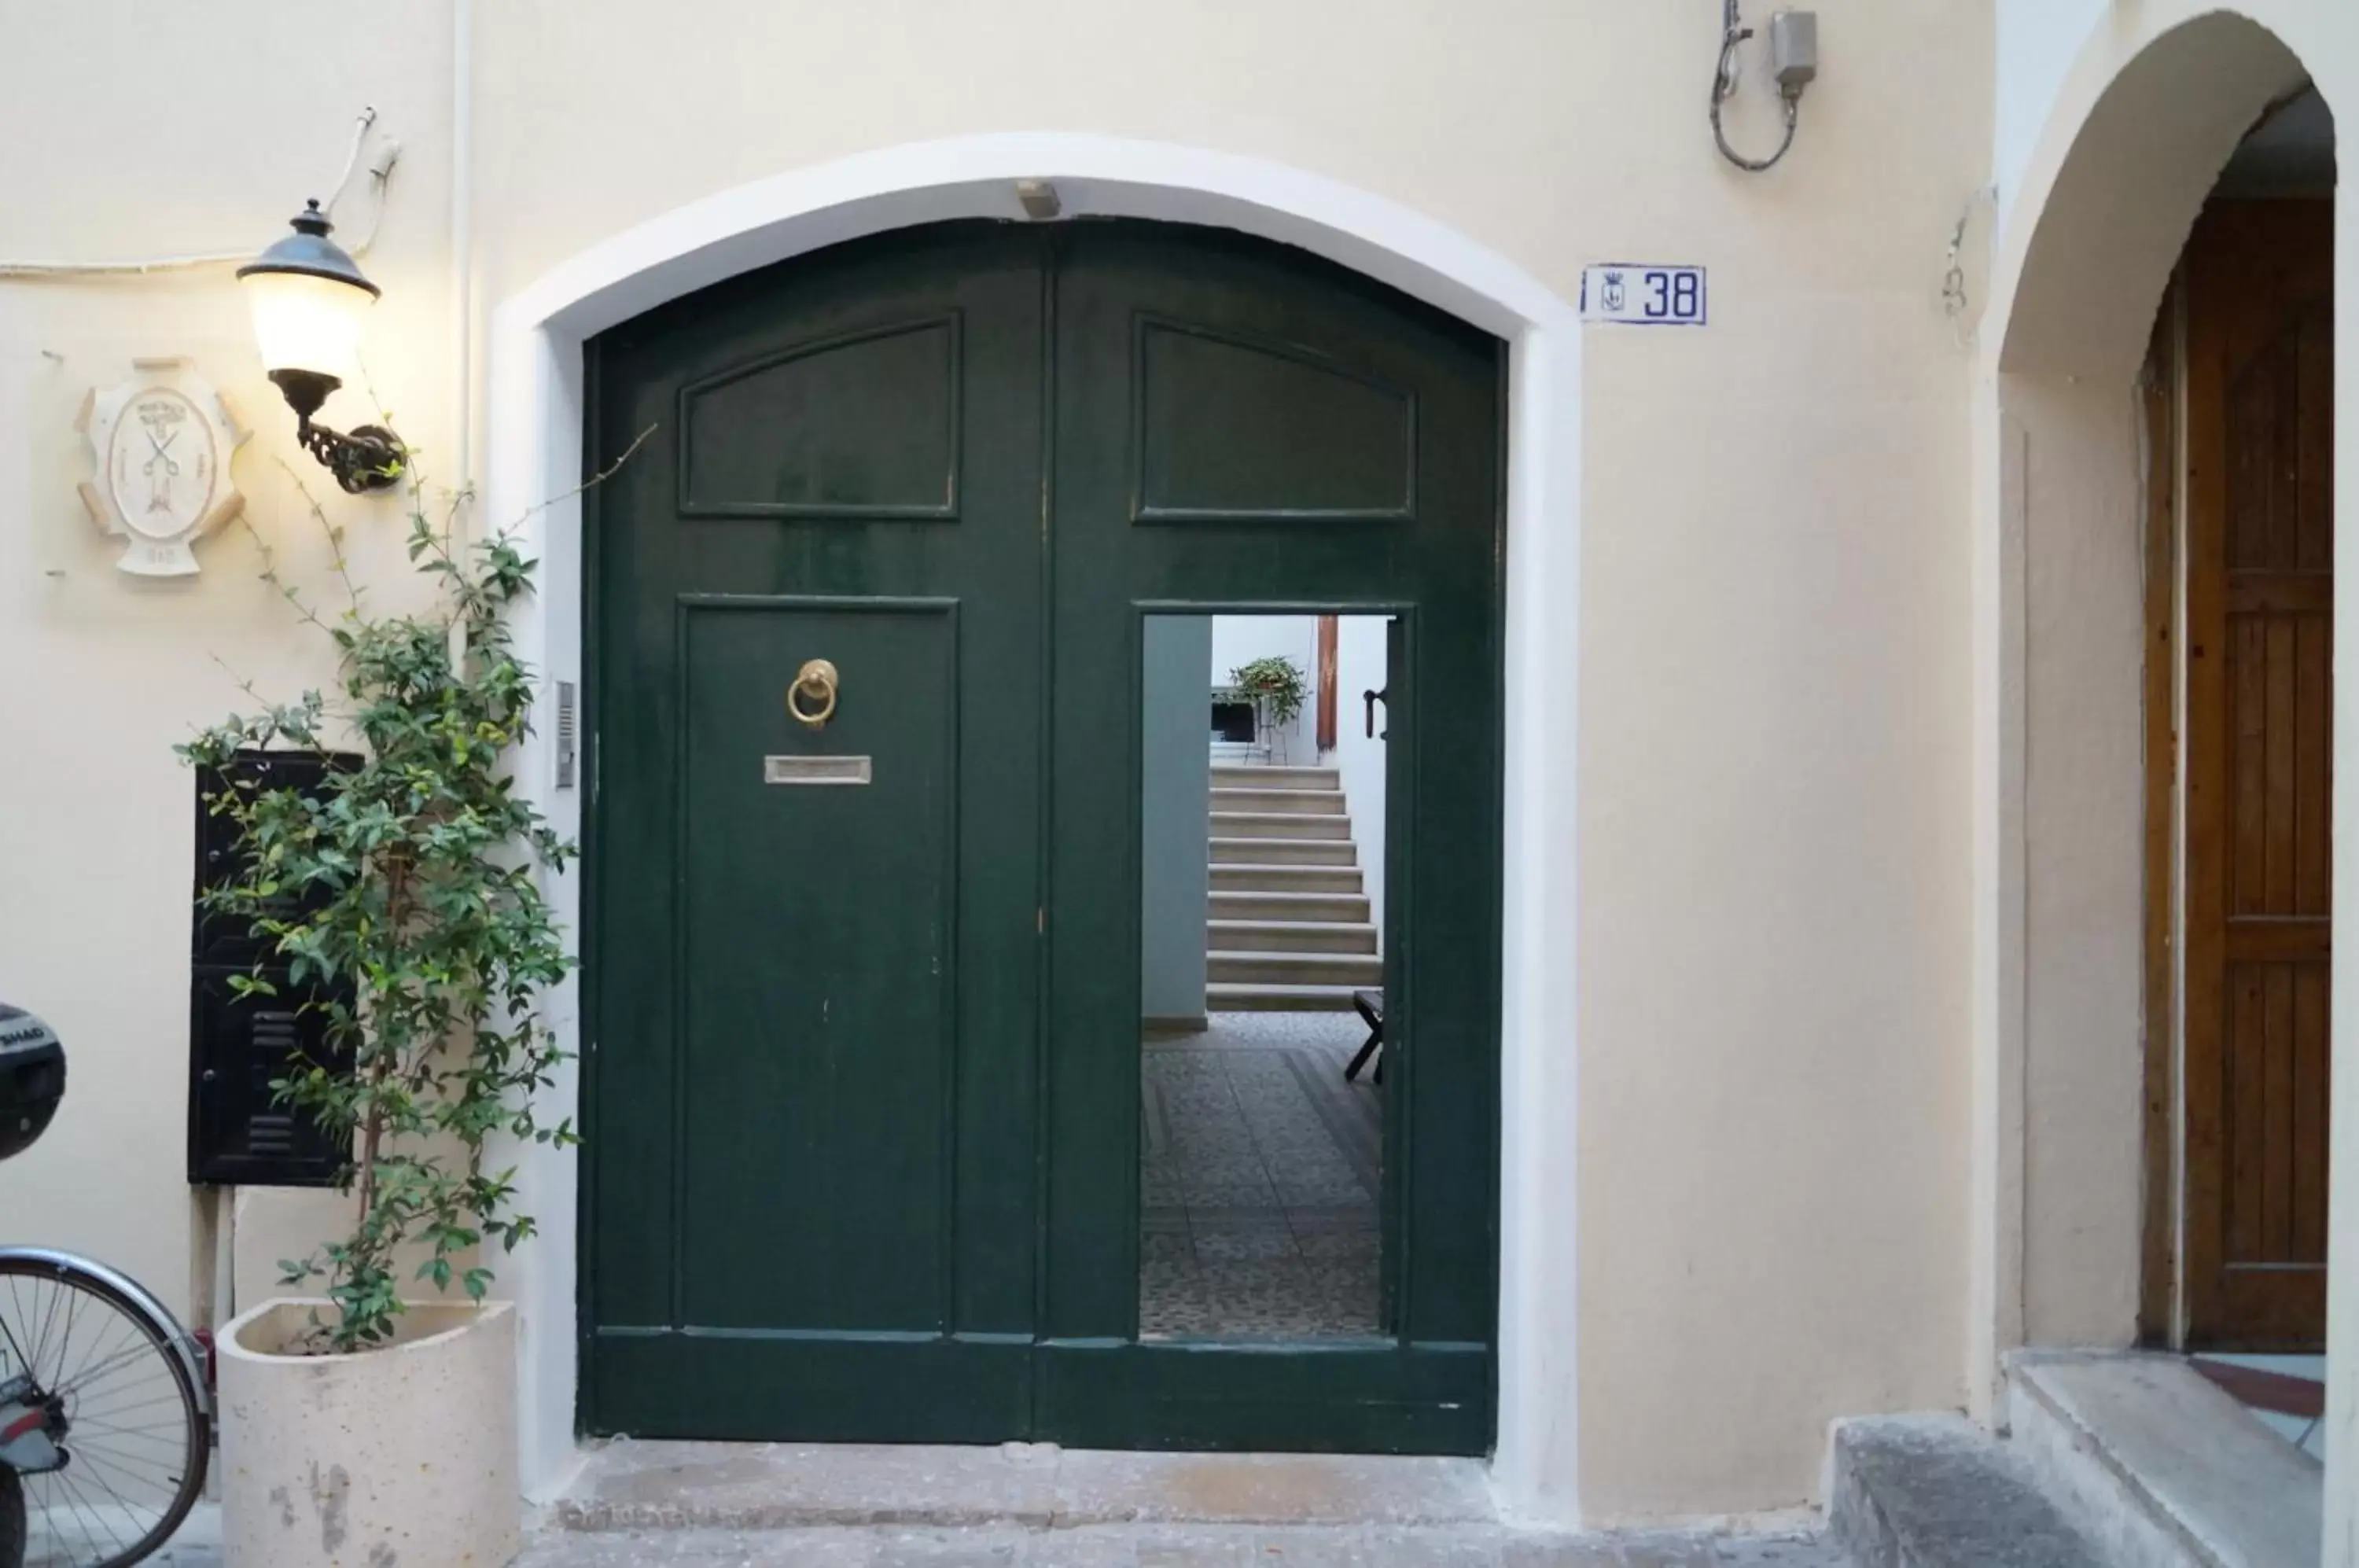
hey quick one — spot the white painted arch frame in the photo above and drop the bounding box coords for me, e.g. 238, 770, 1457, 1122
482, 132, 1586, 1521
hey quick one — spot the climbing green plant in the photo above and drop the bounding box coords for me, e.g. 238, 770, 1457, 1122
179, 465, 580, 1353
1230, 654, 1309, 729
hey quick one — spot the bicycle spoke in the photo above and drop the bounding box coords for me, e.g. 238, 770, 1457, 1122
51, 1331, 151, 1399
33, 1463, 127, 1562
65, 1389, 187, 1425
52, 1415, 188, 1444
0, 1274, 34, 1378
60, 1463, 136, 1559
54, 1309, 135, 1394
64, 1356, 171, 1395
50, 1284, 83, 1393
31, 1273, 64, 1380
67, 1443, 178, 1539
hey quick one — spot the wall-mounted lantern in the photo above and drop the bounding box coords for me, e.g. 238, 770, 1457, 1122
238, 201, 404, 494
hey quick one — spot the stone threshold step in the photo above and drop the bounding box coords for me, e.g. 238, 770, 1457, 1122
520, 1521, 1847, 1566
1829, 1413, 2106, 1568
1209, 811, 1353, 839
2007, 1349, 2321, 1568
1209, 866, 1366, 893
1205, 982, 1364, 1011
1209, 787, 1346, 814
549, 1443, 1495, 1533
1205, 918, 1379, 953
1210, 837, 1356, 866
1209, 766, 1339, 790
1208, 951, 1384, 985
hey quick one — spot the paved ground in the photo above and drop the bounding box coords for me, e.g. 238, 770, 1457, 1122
138, 1443, 1857, 1566
516, 1523, 1853, 1566
140, 1504, 1851, 1566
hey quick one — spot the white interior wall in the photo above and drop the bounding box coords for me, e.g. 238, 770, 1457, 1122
1330, 616, 1391, 943
1143, 616, 1213, 1025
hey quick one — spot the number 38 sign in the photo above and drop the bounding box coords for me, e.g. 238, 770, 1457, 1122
1581, 264, 1708, 326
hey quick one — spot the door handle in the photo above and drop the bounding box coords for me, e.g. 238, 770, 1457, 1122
1364, 687, 1387, 740
789, 659, 840, 729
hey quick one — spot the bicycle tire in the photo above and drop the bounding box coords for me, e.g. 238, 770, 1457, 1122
0, 1467, 25, 1568
0, 1253, 207, 1568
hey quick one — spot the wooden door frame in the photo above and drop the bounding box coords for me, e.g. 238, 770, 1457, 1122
2140, 274, 2185, 1346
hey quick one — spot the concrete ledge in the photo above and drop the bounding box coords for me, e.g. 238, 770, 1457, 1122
550, 1441, 1500, 1532
1827, 1413, 2104, 1568
2006, 1349, 2320, 1568
520, 1522, 1847, 1566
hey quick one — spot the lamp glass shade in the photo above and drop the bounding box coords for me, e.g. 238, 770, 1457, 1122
241, 269, 373, 385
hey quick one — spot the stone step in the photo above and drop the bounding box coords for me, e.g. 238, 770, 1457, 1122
1209, 765, 1338, 792
1830, 1413, 2106, 1568
535, 1439, 1841, 1564
1207, 950, 1385, 986
2005, 1349, 2321, 1568
1210, 890, 1371, 923
1206, 919, 1378, 955
550, 1441, 1494, 1533
1205, 981, 1364, 1012
1210, 811, 1352, 841
523, 1524, 1849, 1566
1209, 864, 1365, 894
1210, 837, 1355, 866
1209, 787, 1345, 815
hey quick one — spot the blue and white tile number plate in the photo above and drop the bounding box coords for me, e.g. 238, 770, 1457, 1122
1581, 264, 1708, 326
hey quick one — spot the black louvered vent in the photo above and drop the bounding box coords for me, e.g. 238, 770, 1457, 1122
188, 749, 359, 1187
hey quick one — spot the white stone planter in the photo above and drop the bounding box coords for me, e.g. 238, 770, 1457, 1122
219, 1298, 519, 1568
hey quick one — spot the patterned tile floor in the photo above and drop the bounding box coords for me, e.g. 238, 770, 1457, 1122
2193, 1353, 2329, 1463
1139, 1012, 1384, 1339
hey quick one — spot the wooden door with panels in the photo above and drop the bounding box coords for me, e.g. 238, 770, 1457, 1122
2179, 199, 2334, 1349
582, 220, 1503, 1450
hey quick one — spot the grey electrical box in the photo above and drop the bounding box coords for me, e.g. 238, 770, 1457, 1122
555, 679, 578, 790
1771, 11, 1819, 94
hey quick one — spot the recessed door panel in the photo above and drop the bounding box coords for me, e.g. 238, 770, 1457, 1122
676, 598, 956, 1331
1134, 319, 1415, 521
679, 318, 962, 518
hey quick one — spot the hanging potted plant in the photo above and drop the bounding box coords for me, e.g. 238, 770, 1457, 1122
1230, 653, 1310, 761
182, 469, 576, 1568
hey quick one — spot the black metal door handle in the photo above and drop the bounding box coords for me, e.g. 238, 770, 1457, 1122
1364, 688, 1387, 740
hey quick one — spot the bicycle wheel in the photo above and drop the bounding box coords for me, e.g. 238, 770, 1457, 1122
0, 1254, 205, 1568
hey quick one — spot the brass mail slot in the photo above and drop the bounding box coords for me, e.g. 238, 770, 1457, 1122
764, 755, 872, 786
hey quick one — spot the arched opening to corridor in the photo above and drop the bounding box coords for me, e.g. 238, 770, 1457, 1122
1977, 7, 2345, 1552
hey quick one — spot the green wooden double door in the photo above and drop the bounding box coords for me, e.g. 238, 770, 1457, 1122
584, 220, 1502, 1452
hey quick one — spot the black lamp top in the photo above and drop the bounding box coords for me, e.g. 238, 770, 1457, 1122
237, 199, 380, 298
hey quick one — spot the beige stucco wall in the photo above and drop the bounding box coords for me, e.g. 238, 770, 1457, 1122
1, 0, 1993, 1521
0, 3, 462, 1332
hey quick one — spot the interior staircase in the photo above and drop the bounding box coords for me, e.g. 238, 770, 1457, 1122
1205, 764, 1380, 1012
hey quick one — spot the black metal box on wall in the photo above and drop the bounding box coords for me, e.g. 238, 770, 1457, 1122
188, 749, 358, 1187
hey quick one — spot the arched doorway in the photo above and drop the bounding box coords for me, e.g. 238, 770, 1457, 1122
577, 219, 1505, 1452
1976, 0, 2346, 1454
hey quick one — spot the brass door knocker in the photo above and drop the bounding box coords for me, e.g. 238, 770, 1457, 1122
788, 659, 839, 728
